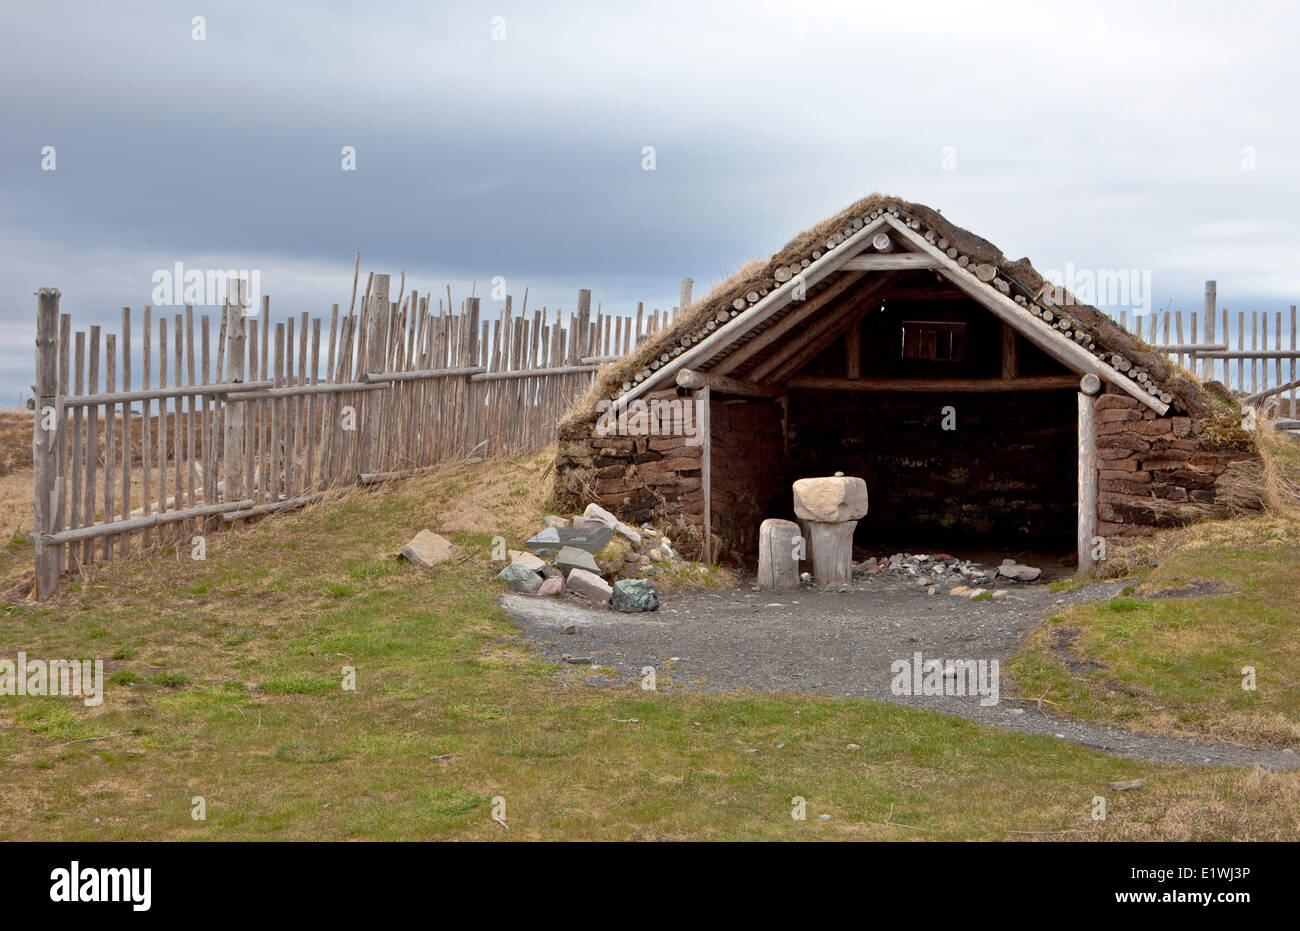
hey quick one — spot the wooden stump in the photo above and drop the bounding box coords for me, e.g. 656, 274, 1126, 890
758, 518, 802, 591
805, 519, 857, 586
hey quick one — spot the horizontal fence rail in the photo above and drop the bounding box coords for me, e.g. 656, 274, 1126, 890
30, 273, 685, 598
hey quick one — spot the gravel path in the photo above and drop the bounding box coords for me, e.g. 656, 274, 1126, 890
502, 575, 1300, 771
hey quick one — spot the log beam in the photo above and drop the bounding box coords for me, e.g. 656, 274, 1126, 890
786, 375, 1083, 392
676, 368, 782, 398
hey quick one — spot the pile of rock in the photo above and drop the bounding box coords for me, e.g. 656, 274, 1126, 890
492, 503, 673, 612
849, 552, 1041, 598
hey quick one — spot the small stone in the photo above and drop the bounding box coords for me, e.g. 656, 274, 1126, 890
561, 622, 577, 634
538, 575, 565, 596
1107, 779, 1146, 791
508, 549, 547, 572
563, 655, 593, 665
554, 546, 600, 573
400, 529, 458, 567
846, 743, 861, 750
992, 590, 1010, 601
996, 562, 1042, 582
566, 568, 612, 603
610, 578, 660, 612
967, 588, 987, 599
582, 503, 643, 545
497, 563, 542, 593
949, 585, 971, 596
542, 515, 570, 528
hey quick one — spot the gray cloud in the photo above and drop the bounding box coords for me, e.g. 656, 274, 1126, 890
1, 0, 1297, 402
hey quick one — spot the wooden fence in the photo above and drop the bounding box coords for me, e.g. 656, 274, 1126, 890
1111, 281, 1298, 413
30, 273, 685, 599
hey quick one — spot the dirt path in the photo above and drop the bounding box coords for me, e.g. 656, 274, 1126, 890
502, 576, 1300, 771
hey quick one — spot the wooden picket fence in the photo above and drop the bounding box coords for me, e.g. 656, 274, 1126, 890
1112, 281, 1299, 414
30, 273, 685, 599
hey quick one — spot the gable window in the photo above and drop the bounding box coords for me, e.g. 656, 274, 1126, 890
900, 320, 966, 362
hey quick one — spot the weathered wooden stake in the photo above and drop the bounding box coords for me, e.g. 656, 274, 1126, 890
33, 289, 60, 599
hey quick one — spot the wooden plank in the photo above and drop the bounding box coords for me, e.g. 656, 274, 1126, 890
140, 309, 152, 543
223, 290, 246, 498
121, 307, 133, 554
838, 253, 942, 271
1203, 280, 1216, 381
845, 320, 862, 379
1001, 320, 1017, 380
70, 330, 85, 571
55, 314, 70, 577
155, 318, 167, 524
85, 324, 102, 565
102, 332, 117, 560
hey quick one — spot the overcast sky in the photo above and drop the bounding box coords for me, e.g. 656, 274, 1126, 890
2, 0, 1297, 402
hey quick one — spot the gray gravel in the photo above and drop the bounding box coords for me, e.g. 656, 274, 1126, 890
503, 574, 1300, 771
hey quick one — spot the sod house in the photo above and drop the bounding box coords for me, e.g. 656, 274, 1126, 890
555, 196, 1258, 572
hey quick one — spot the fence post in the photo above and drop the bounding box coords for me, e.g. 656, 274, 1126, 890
223, 281, 248, 498
1203, 280, 1216, 382
33, 288, 60, 599
576, 289, 592, 359
680, 278, 693, 318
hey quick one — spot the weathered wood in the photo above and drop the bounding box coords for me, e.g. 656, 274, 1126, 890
33, 289, 60, 598
838, 253, 941, 271
1078, 392, 1098, 577
223, 287, 247, 498
845, 322, 862, 379
805, 520, 856, 586
698, 384, 711, 562
1001, 321, 1017, 380
42, 498, 256, 544
757, 518, 801, 591
786, 375, 1082, 392
675, 368, 783, 397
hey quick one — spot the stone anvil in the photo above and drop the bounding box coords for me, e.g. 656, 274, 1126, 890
792, 475, 868, 586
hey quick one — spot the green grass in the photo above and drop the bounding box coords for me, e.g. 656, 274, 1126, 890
1, 452, 1297, 840
1009, 516, 1300, 748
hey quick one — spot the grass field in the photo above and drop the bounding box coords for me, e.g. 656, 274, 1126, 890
2, 450, 1299, 840
1008, 434, 1300, 749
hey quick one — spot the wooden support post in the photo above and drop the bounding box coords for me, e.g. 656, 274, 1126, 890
1077, 377, 1100, 577
1001, 321, 1018, 380
1202, 280, 1216, 382
33, 288, 60, 599
223, 281, 248, 498
680, 278, 693, 314
697, 385, 711, 562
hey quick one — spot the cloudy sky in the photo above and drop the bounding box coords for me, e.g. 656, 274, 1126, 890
2, 0, 1297, 402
